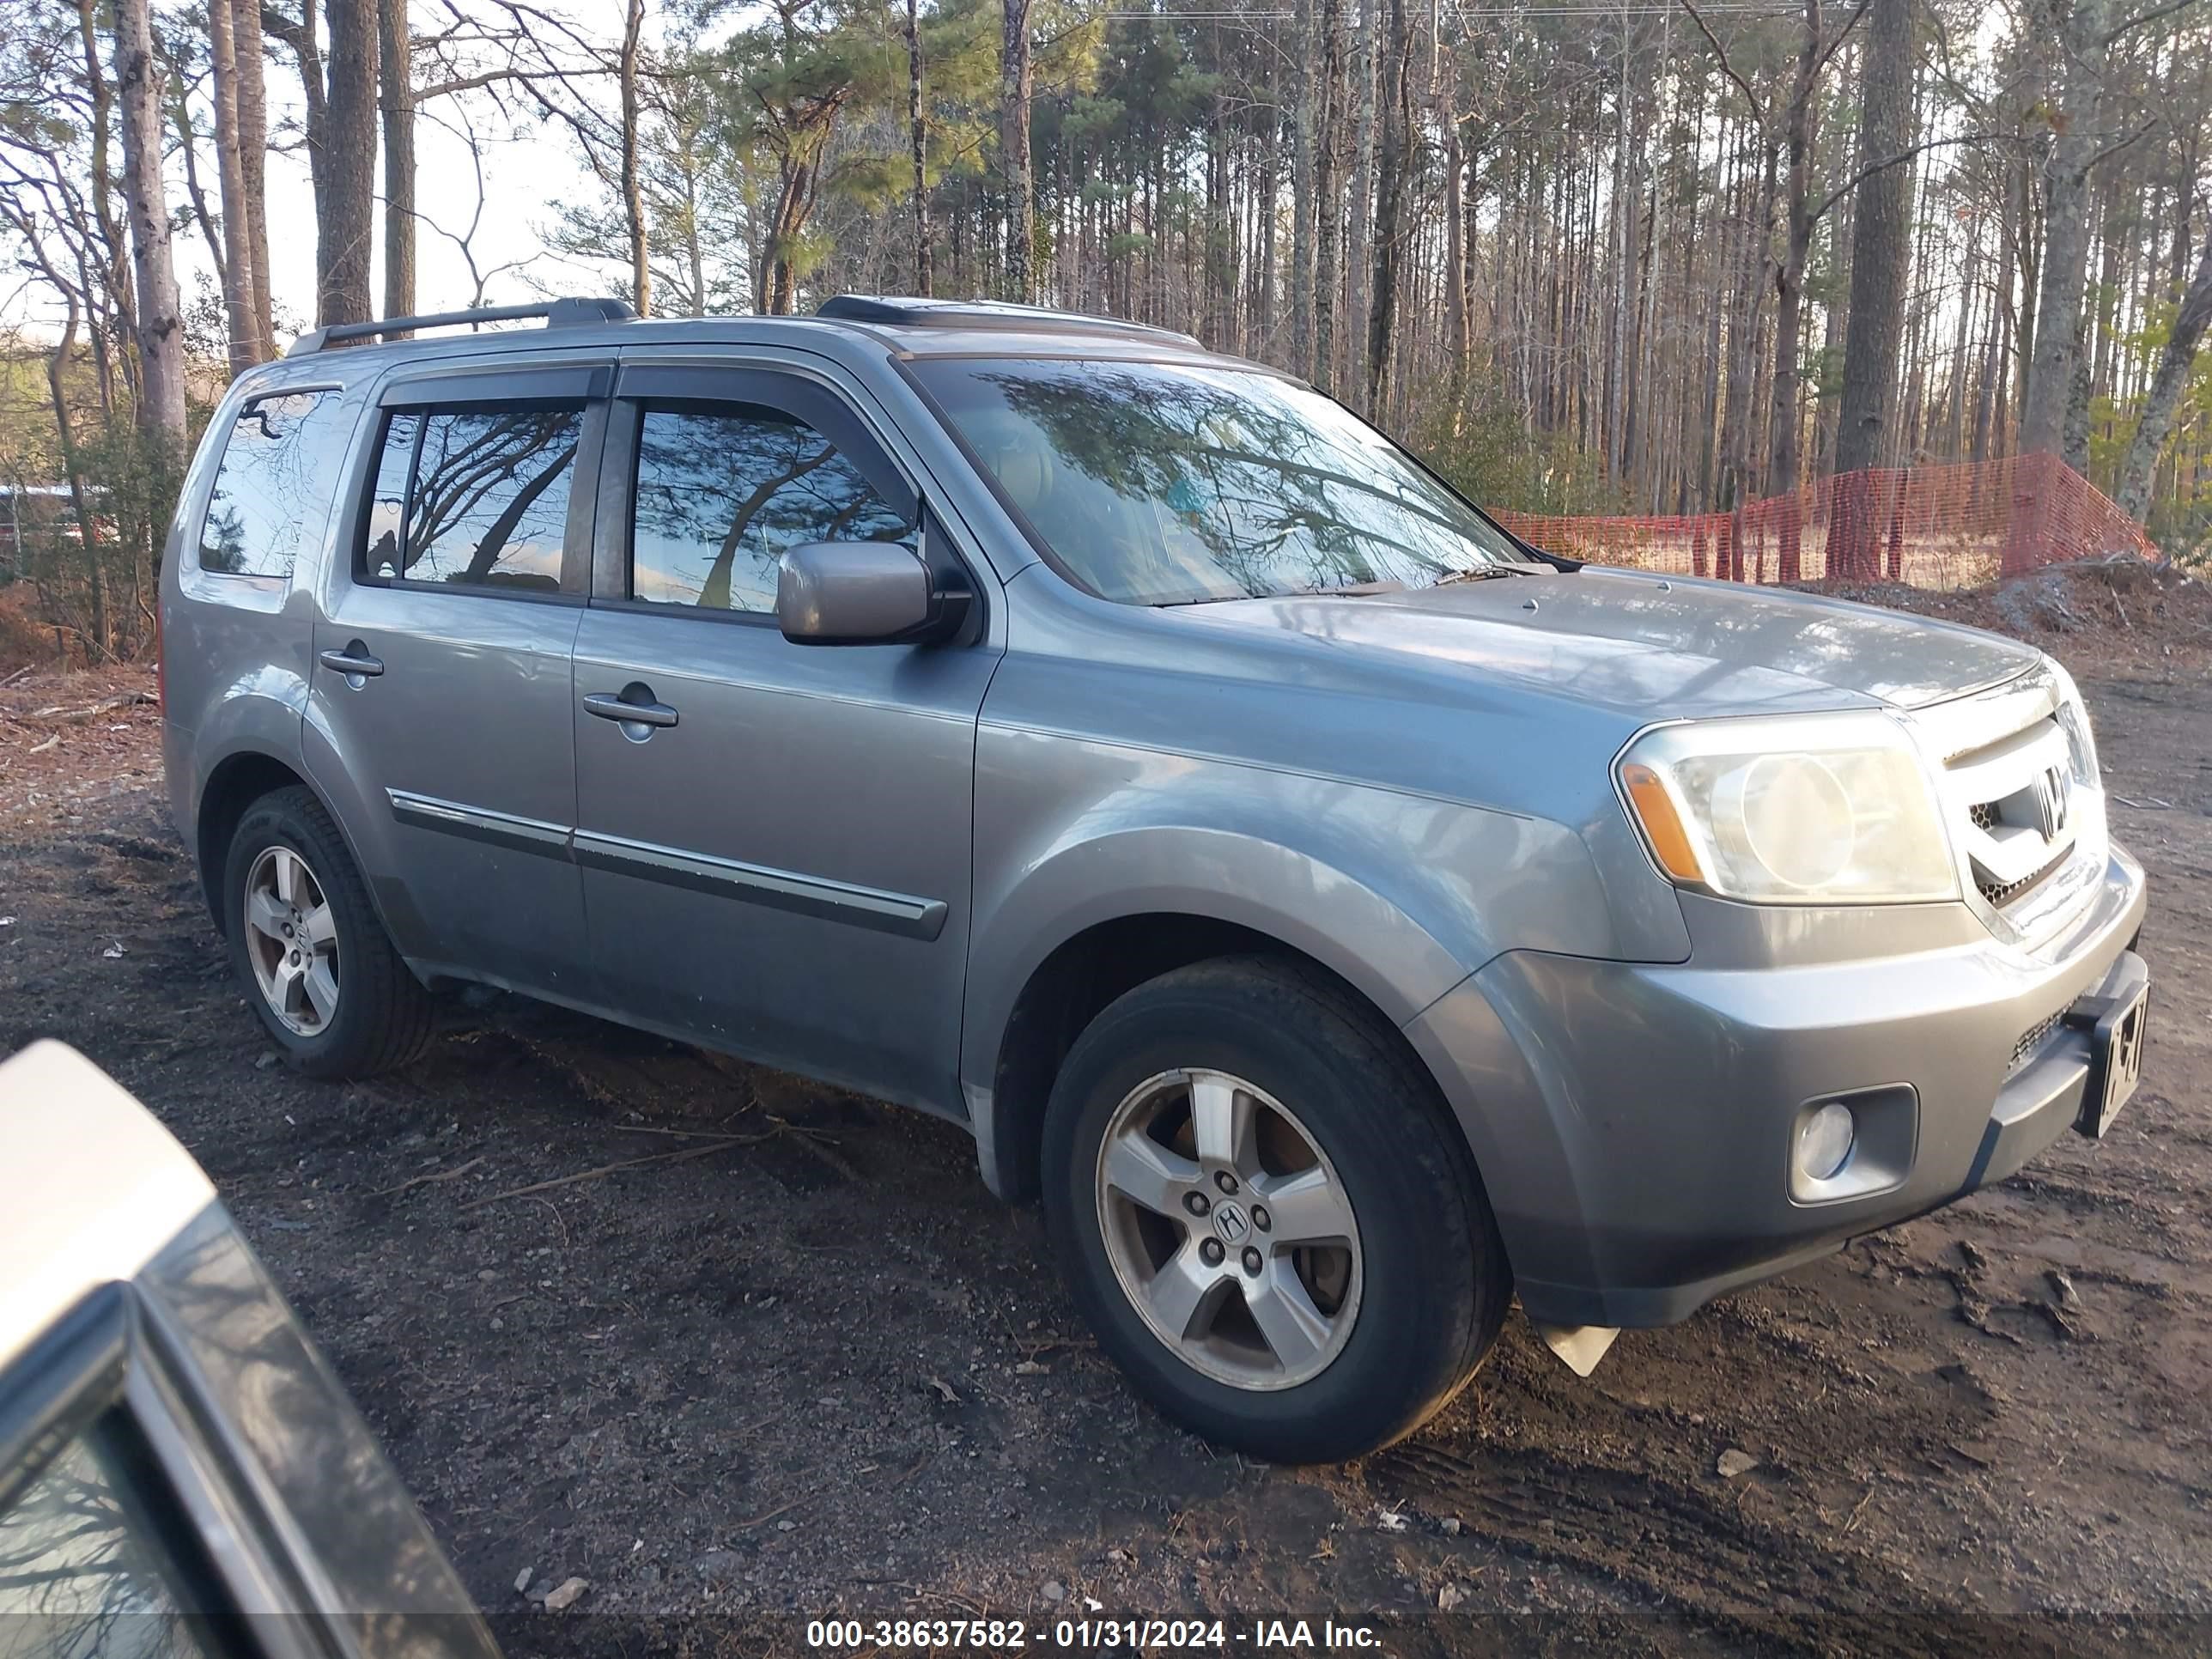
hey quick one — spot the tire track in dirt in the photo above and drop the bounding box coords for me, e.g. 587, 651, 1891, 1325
1369, 1433, 2159, 1657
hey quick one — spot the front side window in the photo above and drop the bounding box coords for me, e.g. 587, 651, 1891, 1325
912, 358, 1536, 605
0, 1417, 220, 1656
198, 390, 350, 578
629, 404, 912, 614
362, 404, 582, 593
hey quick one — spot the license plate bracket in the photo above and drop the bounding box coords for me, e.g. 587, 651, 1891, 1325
2069, 964, 2148, 1139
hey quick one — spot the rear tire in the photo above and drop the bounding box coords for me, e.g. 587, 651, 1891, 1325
223, 787, 434, 1079
1041, 955, 1510, 1463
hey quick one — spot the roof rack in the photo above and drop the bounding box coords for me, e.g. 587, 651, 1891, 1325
285, 296, 636, 357
816, 295, 1203, 349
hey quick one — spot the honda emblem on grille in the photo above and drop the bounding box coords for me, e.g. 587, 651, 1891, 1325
2031, 764, 2072, 841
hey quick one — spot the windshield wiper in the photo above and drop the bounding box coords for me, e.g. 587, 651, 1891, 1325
1432, 564, 1539, 585
1158, 580, 1403, 605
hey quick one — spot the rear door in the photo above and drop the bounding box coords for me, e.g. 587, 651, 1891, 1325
568, 357, 1000, 1109
305, 356, 610, 1001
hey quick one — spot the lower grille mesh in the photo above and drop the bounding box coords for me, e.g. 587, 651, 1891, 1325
2008, 1010, 2065, 1076
1978, 848, 2069, 909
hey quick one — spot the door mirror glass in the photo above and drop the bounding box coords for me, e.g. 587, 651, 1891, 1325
777, 540, 956, 645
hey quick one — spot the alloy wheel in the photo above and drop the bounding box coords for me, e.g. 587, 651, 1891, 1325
1095, 1067, 1363, 1390
241, 845, 340, 1037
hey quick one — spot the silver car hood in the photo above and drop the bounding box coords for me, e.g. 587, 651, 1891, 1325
1170, 566, 2041, 717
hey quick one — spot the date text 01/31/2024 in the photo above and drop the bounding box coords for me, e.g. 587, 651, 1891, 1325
804, 1618, 1383, 1650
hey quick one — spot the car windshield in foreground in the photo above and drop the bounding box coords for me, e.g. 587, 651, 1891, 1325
911, 357, 1539, 605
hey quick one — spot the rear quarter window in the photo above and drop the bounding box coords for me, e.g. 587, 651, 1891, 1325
198, 390, 352, 579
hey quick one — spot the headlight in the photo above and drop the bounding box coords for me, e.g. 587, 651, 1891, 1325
1617, 713, 1957, 904
2048, 659, 2100, 787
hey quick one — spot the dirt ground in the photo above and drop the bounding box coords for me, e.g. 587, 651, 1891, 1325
3, 563, 2209, 1657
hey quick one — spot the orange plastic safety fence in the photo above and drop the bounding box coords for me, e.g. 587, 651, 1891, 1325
1492, 453, 2158, 588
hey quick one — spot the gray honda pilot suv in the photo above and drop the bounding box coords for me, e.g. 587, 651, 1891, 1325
161, 295, 2150, 1462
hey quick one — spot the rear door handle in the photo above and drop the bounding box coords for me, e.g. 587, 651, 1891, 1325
318, 644, 384, 678
583, 690, 679, 729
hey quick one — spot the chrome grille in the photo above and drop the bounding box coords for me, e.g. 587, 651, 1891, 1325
1979, 849, 2068, 910
1915, 670, 2087, 920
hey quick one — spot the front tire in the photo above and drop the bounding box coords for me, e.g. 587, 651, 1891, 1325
1041, 956, 1510, 1463
223, 787, 434, 1079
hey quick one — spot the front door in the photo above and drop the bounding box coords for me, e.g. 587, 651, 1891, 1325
569, 361, 1000, 1109
306, 358, 607, 1000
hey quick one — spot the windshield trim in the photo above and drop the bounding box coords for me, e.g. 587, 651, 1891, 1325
896, 352, 1556, 605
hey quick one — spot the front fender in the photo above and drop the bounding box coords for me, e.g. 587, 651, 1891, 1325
960, 725, 1618, 1110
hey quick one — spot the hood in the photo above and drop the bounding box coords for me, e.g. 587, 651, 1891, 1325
1168, 566, 2040, 719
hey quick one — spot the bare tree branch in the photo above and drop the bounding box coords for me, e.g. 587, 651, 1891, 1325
1809, 131, 1995, 225
1678, 0, 1767, 124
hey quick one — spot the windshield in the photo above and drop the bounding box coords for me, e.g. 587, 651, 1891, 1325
912, 358, 1537, 605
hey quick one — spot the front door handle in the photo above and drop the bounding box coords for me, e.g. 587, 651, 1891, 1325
318, 643, 384, 678
583, 690, 679, 730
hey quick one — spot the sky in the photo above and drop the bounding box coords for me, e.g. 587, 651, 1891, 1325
7, 0, 656, 344
239, 1, 640, 337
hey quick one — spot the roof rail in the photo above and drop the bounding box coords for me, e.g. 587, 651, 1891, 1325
816, 295, 1203, 349
285, 296, 636, 357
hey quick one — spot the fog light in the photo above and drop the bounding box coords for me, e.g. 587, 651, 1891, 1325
1796, 1101, 1856, 1182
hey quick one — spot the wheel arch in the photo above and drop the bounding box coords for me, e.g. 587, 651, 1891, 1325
194, 748, 319, 930
966, 893, 1471, 1206
193, 747, 408, 957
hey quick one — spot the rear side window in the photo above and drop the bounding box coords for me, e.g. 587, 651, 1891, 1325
630, 404, 911, 614
363, 404, 584, 593
198, 390, 349, 578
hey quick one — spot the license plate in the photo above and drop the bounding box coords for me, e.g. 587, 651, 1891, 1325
2076, 982, 2148, 1139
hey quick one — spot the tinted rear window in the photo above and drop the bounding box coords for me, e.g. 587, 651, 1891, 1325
198, 390, 352, 578
362, 405, 583, 593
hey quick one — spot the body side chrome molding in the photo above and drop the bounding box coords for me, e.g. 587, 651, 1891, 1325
386, 789, 574, 856
571, 828, 949, 940
386, 788, 948, 941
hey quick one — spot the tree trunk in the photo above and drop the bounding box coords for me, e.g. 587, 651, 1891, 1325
2061, 316, 2094, 471
1346, 0, 1377, 403
908, 0, 931, 295
1603, 22, 1636, 479
1311, 0, 1346, 393
760, 150, 820, 315
1832, 0, 1915, 576
620, 0, 651, 317
2017, 0, 2112, 457
316, 0, 378, 325
44, 292, 108, 656
232, 0, 272, 353
1443, 106, 1468, 421
114, 0, 185, 443
1767, 0, 1826, 582
2114, 222, 2212, 520
1000, 0, 1035, 302
1288, 0, 1319, 373
75, 0, 131, 414
379, 0, 415, 322
1363, 0, 1411, 416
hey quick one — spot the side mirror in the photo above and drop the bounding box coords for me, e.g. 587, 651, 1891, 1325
775, 539, 968, 646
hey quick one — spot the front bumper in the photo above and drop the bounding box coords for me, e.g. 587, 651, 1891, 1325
1405, 847, 2148, 1329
